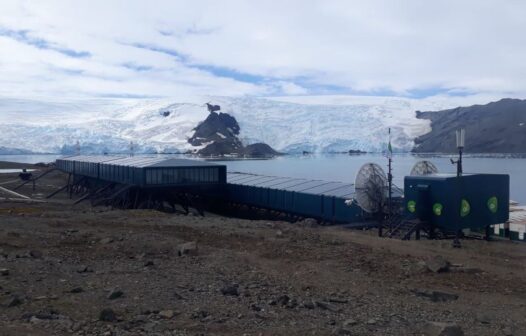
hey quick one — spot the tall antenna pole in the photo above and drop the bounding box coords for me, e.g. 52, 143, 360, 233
452, 128, 465, 248
129, 141, 135, 157
455, 128, 465, 177
387, 128, 393, 232
75, 140, 80, 156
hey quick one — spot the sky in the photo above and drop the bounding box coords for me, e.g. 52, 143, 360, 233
1, 0, 526, 101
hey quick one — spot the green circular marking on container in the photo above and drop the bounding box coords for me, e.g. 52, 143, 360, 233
433, 203, 443, 216
487, 196, 498, 213
460, 199, 471, 217
407, 200, 416, 213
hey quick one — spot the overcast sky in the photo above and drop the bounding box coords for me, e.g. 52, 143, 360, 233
1, 0, 525, 101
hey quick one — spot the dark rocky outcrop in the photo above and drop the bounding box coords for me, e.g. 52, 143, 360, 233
188, 112, 240, 147
188, 111, 278, 157
413, 98, 526, 153
243, 143, 279, 157
348, 149, 367, 154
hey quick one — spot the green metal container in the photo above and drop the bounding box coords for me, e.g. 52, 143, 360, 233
404, 174, 509, 231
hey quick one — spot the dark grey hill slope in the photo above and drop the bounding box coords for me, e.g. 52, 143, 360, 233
413, 98, 526, 153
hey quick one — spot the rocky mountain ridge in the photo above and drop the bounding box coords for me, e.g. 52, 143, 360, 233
413, 98, 526, 153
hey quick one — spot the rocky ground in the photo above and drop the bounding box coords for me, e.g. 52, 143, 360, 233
0, 162, 525, 336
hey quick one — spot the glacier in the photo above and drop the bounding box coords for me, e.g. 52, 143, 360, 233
0, 95, 491, 154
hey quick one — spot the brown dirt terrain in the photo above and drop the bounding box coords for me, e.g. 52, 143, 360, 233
0, 162, 525, 336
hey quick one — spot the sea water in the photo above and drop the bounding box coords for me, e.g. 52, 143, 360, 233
2, 153, 526, 203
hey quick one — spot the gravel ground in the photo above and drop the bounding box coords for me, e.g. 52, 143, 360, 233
0, 163, 525, 335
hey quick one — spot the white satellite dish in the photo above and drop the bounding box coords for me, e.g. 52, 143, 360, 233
410, 161, 438, 176
354, 163, 388, 213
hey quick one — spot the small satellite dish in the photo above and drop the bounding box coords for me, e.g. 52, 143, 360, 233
410, 161, 438, 176
354, 163, 388, 213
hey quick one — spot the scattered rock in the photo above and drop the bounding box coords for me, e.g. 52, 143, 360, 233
250, 303, 262, 311
4, 295, 22, 307
177, 241, 198, 256
24, 312, 59, 321
33, 295, 58, 301
298, 218, 318, 228
301, 300, 316, 309
475, 313, 491, 324
333, 328, 352, 335
276, 294, 290, 305
15, 251, 30, 258
426, 256, 450, 273
70, 287, 83, 293
220, 284, 239, 296
367, 318, 377, 325
275, 230, 284, 237
107, 289, 123, 300
412, 289, 459, 302
0, 268, 9, 276
502, 326, 516, 336
77, 265, 93, 273
191, 309, 209, 320
343, 318, 358, 327
29, 250, 43, 258
424, 322, 464, 336
99, 308, 116, 322
173, 291, 185, 300
315, 301, 338, 312
329, 297, 349, 304
144, 260, 154, 267
99, 237, 114, 244
158, 310, 174, 319
29, 316, 43, 324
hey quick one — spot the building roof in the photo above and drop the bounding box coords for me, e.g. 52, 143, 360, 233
58, 155, 224, 168
227, 172, 356, 198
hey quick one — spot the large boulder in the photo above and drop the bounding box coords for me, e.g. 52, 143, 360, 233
178, 241, 198, 256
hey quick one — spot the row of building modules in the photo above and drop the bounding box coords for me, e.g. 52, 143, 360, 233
55, 155, 373, 223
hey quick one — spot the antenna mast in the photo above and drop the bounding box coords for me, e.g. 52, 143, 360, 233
129, 141, 135, 157
456, 128, 465, 177
450, 128, 465, 177
387, 128, 393, 234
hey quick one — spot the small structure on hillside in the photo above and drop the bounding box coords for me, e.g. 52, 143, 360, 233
18, 168, 32, 181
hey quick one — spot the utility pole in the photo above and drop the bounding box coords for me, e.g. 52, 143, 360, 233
75, 141, 80, 156
452, 128, 465, 248
456, 128, 465, 177
387, 128, 393, 233
129, 141, 135, 157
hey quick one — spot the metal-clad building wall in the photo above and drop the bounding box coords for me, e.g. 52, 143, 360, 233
226, 172, 364, 223
226, 183, 363, 223
56, 156, 227, 187
56, 156, 123, 177
144, 166, 226, 186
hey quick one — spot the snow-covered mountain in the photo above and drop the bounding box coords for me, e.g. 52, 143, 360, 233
0, 95, 493, 154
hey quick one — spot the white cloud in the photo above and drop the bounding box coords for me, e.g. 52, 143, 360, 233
0, 0, 525, 101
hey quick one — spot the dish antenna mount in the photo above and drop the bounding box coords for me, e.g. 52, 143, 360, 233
354, 163, 388, 214
410, 161, 438, 176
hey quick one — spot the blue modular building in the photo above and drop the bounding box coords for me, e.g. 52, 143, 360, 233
56, 155, 226, 187
226, 172, 376, 223
404, 173, 509, 232
55, 156, 378, 223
